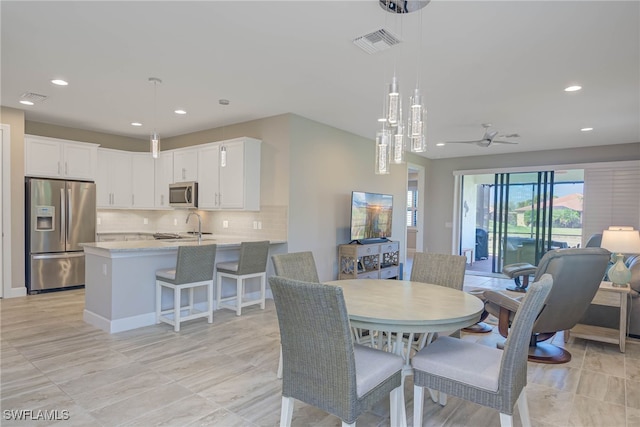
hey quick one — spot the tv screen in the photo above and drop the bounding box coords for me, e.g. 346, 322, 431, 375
350, 191, 393, 242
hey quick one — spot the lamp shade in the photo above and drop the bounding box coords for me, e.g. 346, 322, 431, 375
601, 228, 640, 254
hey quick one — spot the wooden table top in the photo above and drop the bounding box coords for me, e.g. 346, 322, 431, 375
324, 279, 484, 333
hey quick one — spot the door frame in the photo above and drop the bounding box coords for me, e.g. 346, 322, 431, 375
2, 124, 12, 298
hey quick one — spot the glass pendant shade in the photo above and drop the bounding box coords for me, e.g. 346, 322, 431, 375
392, 114, 406, 164
150, 132, 160, 159
375, 128, 391, 175
408, 88, 426, 152
386, 76, 401, 127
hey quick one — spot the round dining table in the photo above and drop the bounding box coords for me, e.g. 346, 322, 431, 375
324, 278, 485, 335
324, 279, 485, 425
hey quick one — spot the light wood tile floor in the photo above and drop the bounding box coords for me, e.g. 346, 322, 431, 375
2, 280, 639, 426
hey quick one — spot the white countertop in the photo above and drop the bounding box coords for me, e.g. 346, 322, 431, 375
81, 237, 285, 253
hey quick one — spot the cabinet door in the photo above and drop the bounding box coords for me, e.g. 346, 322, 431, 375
97, 149, 132, 208
25, 137, 63, 178
154, 152, 173, 208
219, 141, 244, 209
63, 143, 97, 180
173, 149, 198, 182
197, 145, 221, 209
96, 149, 112, 207
110, 151, 132, 207
131, 154, 155, 208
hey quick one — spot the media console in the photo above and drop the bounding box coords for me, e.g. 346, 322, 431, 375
338, 240, 400, 280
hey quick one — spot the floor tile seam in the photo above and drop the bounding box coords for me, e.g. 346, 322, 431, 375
108, 390, 193, 427
56, 367, 175, 412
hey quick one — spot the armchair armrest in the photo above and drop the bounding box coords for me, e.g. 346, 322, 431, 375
483, 290, 524, 338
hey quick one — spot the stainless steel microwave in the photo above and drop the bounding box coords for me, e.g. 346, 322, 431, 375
169, 182, 198, 208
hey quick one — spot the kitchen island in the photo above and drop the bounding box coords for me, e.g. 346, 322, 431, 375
81, 237, 286, 333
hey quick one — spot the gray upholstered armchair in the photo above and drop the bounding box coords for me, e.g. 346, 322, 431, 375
483, 247, 611, 363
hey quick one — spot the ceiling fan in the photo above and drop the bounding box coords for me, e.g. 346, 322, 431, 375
443, 124, 519, 148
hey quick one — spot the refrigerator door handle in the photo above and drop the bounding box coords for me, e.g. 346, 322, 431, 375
60, 188, 66, 243
67, 188, 72, 242
32, 252, 85, 260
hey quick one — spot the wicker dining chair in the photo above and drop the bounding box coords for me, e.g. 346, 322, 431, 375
412, 274, 553, 427
269, 276, 406, 427
271, 251, 320, 379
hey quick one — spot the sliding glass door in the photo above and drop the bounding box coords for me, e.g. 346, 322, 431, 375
460, 169, 584, 275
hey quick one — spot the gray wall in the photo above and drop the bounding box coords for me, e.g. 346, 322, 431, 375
424, 142, 640, 254
6, 111, 639, 286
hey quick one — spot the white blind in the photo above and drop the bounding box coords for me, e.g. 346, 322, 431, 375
582, 165, 640, 242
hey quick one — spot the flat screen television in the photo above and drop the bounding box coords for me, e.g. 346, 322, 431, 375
349, 191, 393, 243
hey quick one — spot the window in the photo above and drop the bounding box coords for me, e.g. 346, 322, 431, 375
407, 190, 418, 227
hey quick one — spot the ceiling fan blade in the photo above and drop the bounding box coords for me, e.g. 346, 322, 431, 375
492, 140, 518, 144
443, 140, 485, 144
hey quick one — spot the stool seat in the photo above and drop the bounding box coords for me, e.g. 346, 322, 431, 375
216, 262, 238, 273
216, 241, 270, 316
156, 244, 216, 332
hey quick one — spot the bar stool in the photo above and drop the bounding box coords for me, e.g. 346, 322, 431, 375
216, 240, 270, 316
155, 244, 216, 332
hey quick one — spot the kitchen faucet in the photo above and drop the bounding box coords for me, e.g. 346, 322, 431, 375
186, 212, 202, 243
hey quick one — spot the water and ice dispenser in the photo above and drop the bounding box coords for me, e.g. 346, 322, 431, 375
35, 206, 55, 231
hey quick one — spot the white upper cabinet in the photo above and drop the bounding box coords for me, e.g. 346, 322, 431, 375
96, 149, 132, 208
154, 151, 173, 208
196, 137, 261, 211
197, 145, 221, 209
131, 153, 155, 209
173, 148, 198, 182
25, 135, 98, 181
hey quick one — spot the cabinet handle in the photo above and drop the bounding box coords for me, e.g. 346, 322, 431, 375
219, 193, 222, 206
132, 194, 135, 205
58, 162, 61, 175
182, 168, 186, 180
215, 193, 218, 206
161, 194, 164, 205
65, 162, 68, 175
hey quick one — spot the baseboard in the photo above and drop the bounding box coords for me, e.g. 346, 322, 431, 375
83, 309, 156, 334
4, 286, 27, 298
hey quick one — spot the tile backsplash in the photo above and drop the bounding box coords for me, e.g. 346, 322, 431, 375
96, 205, 287, 241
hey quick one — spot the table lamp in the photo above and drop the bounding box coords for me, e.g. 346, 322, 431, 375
600, 226, 640, 287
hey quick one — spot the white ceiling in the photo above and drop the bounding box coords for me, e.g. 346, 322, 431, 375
2, 1, 639, 159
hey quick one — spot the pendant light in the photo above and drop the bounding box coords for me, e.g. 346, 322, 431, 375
408, 7, 426, 153
149, 77, 162, 158
375, 125, 391, 175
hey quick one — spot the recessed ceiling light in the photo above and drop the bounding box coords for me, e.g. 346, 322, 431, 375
131, 122, 142, 127
436, 142, 445, 147
51, 79, 69, 86
564, 85, 582, 92
19, 100, 35, 106
581, 127, 593, 132
174, 109, 187, 115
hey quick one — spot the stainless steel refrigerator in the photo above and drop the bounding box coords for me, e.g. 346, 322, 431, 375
26, 178, 96, 294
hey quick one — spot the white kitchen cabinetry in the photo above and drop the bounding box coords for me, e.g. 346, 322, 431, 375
131, 153, 155, 209
154, 151, 173, 208
173, 148, 198, 183
97, 149, 132, 208
197, 138, 261, 210
25, 135, 98, 181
